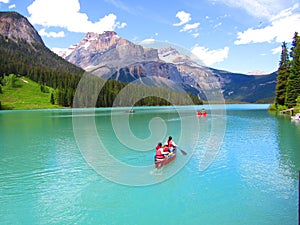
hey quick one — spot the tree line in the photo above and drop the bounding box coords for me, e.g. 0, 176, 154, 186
274, 32, 300, 109
73, 73, 202, 108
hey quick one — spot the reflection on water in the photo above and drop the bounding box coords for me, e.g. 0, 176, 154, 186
276, 115, 300, 179
0, 105, 299, 224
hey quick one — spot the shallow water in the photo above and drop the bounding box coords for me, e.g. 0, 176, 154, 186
0, 105, 299, 224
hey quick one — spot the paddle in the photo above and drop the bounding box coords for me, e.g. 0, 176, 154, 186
177, 147, 187, 155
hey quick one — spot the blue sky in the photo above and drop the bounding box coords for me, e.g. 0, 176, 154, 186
1, 0, 300, 74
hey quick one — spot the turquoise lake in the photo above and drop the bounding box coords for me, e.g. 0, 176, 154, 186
0, 104, 299, 224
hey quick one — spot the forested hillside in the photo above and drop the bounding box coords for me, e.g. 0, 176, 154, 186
0, 11, 84, 107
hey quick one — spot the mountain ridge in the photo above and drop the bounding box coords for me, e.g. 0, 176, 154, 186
58, 31, 276, 103
0, 11, 44, 45
0, 11, 85, 107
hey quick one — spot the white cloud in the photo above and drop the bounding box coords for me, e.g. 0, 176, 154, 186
116, 22, 127, 29
191, 45, 229, 66
51, 47, 67, 55
180, 22, 200, 32
0, 0, 9, 3
39, 28, 65, 38
173, 11, 191, 26
8, 3, 15, 9
211, 0, 287, 20
271, 46, 282, 55
235, 4, 300, 45
173, 11, 200, 38
213, 22, 222, 29
27, 0, 126, 33
104, 0, 131, 13
139, 38, 156, 45
271, 3, 298, 21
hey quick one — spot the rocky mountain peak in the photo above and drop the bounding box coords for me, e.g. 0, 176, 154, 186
158, 47, 201, 67
0, 11, 44, 45
64, 31, 159, 70
158, 47, 180, 57
71, 31, 129, 54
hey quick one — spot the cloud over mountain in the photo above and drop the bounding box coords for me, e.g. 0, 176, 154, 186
191, 45, 229, 66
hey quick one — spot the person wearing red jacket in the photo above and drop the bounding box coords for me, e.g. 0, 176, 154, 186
165, 136, 177, 153
155, 142, 169, 161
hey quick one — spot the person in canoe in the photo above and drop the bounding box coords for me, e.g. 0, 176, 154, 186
155, 142, 170, 161
165, 136, 177, 153
197, 108, 207, 117
201, 108, 207, 117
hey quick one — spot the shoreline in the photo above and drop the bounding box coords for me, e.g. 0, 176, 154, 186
0, 103, 271, 113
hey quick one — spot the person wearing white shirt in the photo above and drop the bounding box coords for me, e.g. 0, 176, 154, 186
165, 136, 177, 152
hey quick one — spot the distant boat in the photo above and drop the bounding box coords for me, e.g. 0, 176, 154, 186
197, 108, 207, 117
154, 148, 176, 169
125, 109, 135, 113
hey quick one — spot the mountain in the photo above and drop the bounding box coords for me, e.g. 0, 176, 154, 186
0, 11, 84, 77
59, 32, 277, 103
208, 68, 277, 103
0, 11, 85, 107
0, 11, 43, 44
63, 31, 159, 70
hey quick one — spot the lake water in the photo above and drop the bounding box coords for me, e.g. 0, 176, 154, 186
0, 104, 299, 224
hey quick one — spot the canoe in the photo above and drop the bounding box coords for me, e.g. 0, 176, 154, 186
197, 111, 207, 117
154, 149, 176, 168
125, 109, 135, 113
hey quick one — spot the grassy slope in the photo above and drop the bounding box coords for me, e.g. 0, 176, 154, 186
0, 76, 63, 110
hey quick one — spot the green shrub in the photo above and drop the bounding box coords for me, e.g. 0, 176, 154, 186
269, 103, 277, 111
277, 104, 288, 111
296, 96, 300, 106
3, 74, 17, 88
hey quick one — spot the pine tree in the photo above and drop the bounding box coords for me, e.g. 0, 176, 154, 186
285, 32, 300, 108
275, 42, 290, 106
50, 92, 55, 105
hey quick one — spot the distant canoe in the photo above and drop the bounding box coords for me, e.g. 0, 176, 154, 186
154, 149, 176, 168
125, 109, 135, 113
197, 111, 207, 117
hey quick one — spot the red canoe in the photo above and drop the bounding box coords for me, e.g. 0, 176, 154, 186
154, 149, 177, 168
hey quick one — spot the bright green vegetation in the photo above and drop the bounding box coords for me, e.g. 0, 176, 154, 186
272, 32, 300, 111
0, 72, 202, 110
0, 34, 83, 108
0, 75, 62, 110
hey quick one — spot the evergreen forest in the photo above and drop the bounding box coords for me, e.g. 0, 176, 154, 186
273, 32, 300, 110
